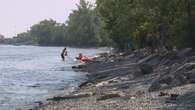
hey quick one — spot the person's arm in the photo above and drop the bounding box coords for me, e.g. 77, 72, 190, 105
64, 51, 68, 56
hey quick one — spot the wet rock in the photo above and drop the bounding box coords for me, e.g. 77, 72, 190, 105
72, 64, 87, 69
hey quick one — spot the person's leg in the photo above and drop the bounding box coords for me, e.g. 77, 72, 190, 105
61, 54, 64, 61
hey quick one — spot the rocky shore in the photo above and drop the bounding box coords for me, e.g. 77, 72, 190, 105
34, 48, 195, 110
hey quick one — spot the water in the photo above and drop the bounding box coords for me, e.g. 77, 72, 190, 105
0, 45, 105, 110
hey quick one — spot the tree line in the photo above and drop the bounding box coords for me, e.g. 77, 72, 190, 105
4, 0, 111, 47
4, 0, 195, 50
96, 0, 195, 50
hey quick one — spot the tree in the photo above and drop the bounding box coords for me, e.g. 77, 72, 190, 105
30, 19, 66, 46
66, 0, 100, 47
96, 0, 195, 50
96, 0, 134, 50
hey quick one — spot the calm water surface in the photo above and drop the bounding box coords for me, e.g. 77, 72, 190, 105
0, 45, 105, 110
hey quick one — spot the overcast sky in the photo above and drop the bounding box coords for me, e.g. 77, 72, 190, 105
0, 0, 94, 38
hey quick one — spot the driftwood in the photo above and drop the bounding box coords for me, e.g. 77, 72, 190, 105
97, 93, 121, 101
47, 92, 93, 101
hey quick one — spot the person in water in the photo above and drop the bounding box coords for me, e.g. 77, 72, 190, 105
76, 53, 83, 60
61, 47, 68, 61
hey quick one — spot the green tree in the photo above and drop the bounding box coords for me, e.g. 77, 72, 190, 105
96, 0, 134, 50
30, 19, 56, 46
96, 0, 195, 50
66, 0, 100, 47
30, 19, 66, 46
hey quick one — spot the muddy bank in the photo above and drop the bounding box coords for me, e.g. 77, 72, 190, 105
34, 48, 195, 110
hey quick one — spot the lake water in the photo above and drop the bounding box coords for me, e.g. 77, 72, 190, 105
0, 45, 105, 110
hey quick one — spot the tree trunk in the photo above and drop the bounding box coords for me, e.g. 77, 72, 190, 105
186, 0, 194, 48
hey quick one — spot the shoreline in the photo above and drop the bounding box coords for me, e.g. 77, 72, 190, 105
34, 48, 195, 110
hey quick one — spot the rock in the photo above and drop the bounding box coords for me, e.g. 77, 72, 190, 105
35, 101, 43, 106
130, 96, 136, 100
149, 81, 161, 92
158, 92, 169, 97
96, 81, 109, 87
149, 63, 195, 92
72, 64, 87, 69
170, 94, 179, 100
116, 84, 130, 90
176, 92, 195, 104
79, 81, 89, 88
159, 75, 173, 84
97, 93, 121, 101
137, 54, 157, 64
171, 74, 187, 86
139, 63, 153, 74
177, 48, 192, 58
186, 69, 195, 83
149, 75, 175, 92
135, 90, 145, 96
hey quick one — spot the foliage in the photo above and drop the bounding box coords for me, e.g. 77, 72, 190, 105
66, 0, 99, 47
5, 0, 111, 47
96, 0, 195, 50
30, 19, 66, 46
4, 0, 195, 50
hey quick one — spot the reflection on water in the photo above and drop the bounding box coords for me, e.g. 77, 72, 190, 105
0, 45, 104, 110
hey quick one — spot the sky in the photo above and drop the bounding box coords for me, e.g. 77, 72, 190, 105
0, 0, 94, 38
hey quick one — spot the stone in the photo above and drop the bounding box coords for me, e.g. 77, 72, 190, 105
186, 69, 195, 83
177, 48, 192, 58
177, 92, 195, 104
159, 75, 173, 84
149, 81, 161, 92
35, 101, 43, 106
72, 64, 87, 69
139, 63, 153, 74
158, 92, 169, 97
97, 93, 121, 101
170, 94, 179, 100
96, 81, 109, 87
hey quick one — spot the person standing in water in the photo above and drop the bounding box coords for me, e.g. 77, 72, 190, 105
61, 47, 68, 61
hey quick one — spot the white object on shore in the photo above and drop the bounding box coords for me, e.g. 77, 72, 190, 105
96, 81, 109, 87
130, 96, 136, 100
